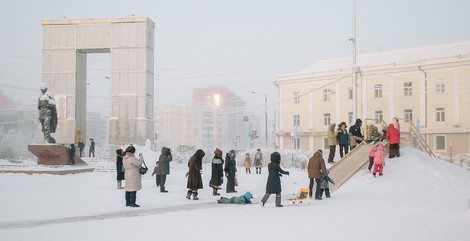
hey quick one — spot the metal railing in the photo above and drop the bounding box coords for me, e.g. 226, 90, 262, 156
408, 122, 436, 158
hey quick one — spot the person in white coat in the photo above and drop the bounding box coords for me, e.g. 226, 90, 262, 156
123, 146, 142, 207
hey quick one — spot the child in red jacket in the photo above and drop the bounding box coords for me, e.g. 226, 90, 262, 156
373, 144, 385, 177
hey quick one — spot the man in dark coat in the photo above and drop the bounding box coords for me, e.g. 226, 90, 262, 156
209, 148, 224, 196
224, 150, 237, 193
78, 140, 85, 157
116, 149, 125, 189
260, 152, 289, 207
349, 119, 364, 150
69, 144, 75, 165
156, 147, 172, 192
186, 149, 205, 200
89, 138, 95, 157
308, 150, 327, 200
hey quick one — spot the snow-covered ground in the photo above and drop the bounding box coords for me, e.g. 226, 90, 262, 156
0, 147, 469, 241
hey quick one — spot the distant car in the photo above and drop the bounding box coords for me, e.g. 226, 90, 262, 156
176, 145, 196, 153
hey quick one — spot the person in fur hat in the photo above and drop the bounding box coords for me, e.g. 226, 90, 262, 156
209, 148, 224, 196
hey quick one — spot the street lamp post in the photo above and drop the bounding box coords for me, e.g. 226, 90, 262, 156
252, 92, 268, 148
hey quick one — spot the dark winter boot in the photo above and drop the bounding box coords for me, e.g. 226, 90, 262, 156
213, 187, 220, 196
260, 193, 270, 207
192, 191, 199, 200
125, 192, 131, 206
186, 190, 192, 199
129, 191, 140, 207
275, 194, 283, 207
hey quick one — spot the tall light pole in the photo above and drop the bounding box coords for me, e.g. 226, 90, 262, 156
351, 0, 358, 122
252, 91, 268, 148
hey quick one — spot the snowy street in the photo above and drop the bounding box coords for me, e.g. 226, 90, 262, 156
1, 148, 470, 241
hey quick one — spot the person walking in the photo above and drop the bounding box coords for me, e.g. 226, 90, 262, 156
224, 150, 238, 193
349, 119, 364, 150
116, 148, 125, 189
307, 150, 328, 200
260, 152, 289, 207
244, 153, 252, 174
186, 149, 205, 200
123, 145, 142, 207
89, 138, 95, 157
254, 149, 263, 174
327, 123, 339, 163
209, 148, 224, 196
337, 122, 349, 158
156, 147, 172, 193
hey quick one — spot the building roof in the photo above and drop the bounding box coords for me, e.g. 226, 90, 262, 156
300, 41, 470, 73
41, 17, 155, 27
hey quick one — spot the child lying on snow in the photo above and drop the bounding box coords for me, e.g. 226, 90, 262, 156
217, 192, 253, 204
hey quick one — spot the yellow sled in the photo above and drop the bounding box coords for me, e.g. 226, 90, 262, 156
287, 188, 311, 205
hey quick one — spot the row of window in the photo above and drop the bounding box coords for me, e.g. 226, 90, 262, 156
291, 107, 446, 127
293, 82, 447, 104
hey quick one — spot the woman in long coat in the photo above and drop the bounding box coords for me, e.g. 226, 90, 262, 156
116, 148, 124, 189
224, 150, 237, 193
123, 145, 142, 207
186, 149, 205, 200
260, 152, 289, 207
209, 148, 224, 196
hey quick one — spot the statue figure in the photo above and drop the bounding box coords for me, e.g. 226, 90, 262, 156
38, 84, 58, 143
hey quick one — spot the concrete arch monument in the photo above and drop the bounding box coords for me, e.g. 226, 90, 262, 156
41, 17, 155, 145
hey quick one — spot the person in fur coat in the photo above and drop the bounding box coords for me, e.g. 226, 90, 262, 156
186, 149, 205, 200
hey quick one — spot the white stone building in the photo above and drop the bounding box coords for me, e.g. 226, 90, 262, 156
275, 41, 470, 157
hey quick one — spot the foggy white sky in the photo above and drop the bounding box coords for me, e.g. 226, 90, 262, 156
1, 0, 470, 114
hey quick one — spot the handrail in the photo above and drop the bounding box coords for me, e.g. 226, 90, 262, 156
408, 122, 436, 158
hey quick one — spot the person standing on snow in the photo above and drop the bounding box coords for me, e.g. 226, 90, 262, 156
254, 149, 263, 174
224, 150, 238, 193
327, 123, 339, 163
123, 145, 142, 207
209, 148, 224, 196
260, 152, 289, 207
308, 149, 328, 200
387, 123, 400, 158
116, 148, 125, 189
156, 147, 172, 193
244, 153, 252, 174
372, 143, 385, 177
349, 119, 364, 150
337, 122, 350, 158
186, 149, 205, 200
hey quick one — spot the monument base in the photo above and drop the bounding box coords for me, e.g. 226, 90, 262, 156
28, 144, 87, 165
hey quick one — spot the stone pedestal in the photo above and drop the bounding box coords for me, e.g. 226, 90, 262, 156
28, 144, 87, 165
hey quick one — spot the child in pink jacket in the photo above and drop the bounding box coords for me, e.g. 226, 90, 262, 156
368, 144, 380, 172
373, 144, 385, 177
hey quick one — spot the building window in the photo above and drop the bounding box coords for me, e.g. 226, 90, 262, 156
435, 135, 446, 151
348, 112, 353, 125
436, 83, 445, 94
293, 91, 300, 104
293, 137, 301, 150
375, 110, 383, 124
348, 87, 352, 100
323, 89, 331, 102
436, 107, 445, 122
293, 114, 300, 127
374, 84, 382, 98
404, 82, 412, 96
323, 113, 331, 126
404, 109, 413, 123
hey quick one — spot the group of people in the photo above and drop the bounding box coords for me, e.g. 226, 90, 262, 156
327, 118, 402, 164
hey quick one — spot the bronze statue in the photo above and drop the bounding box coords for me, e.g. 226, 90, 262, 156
38, 84, 58, 143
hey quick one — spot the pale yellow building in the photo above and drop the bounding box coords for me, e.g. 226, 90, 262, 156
275, 41, 470, 157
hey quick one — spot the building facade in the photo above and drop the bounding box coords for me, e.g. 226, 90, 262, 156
155, 86, 252, 151
275, 41, 470, 157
